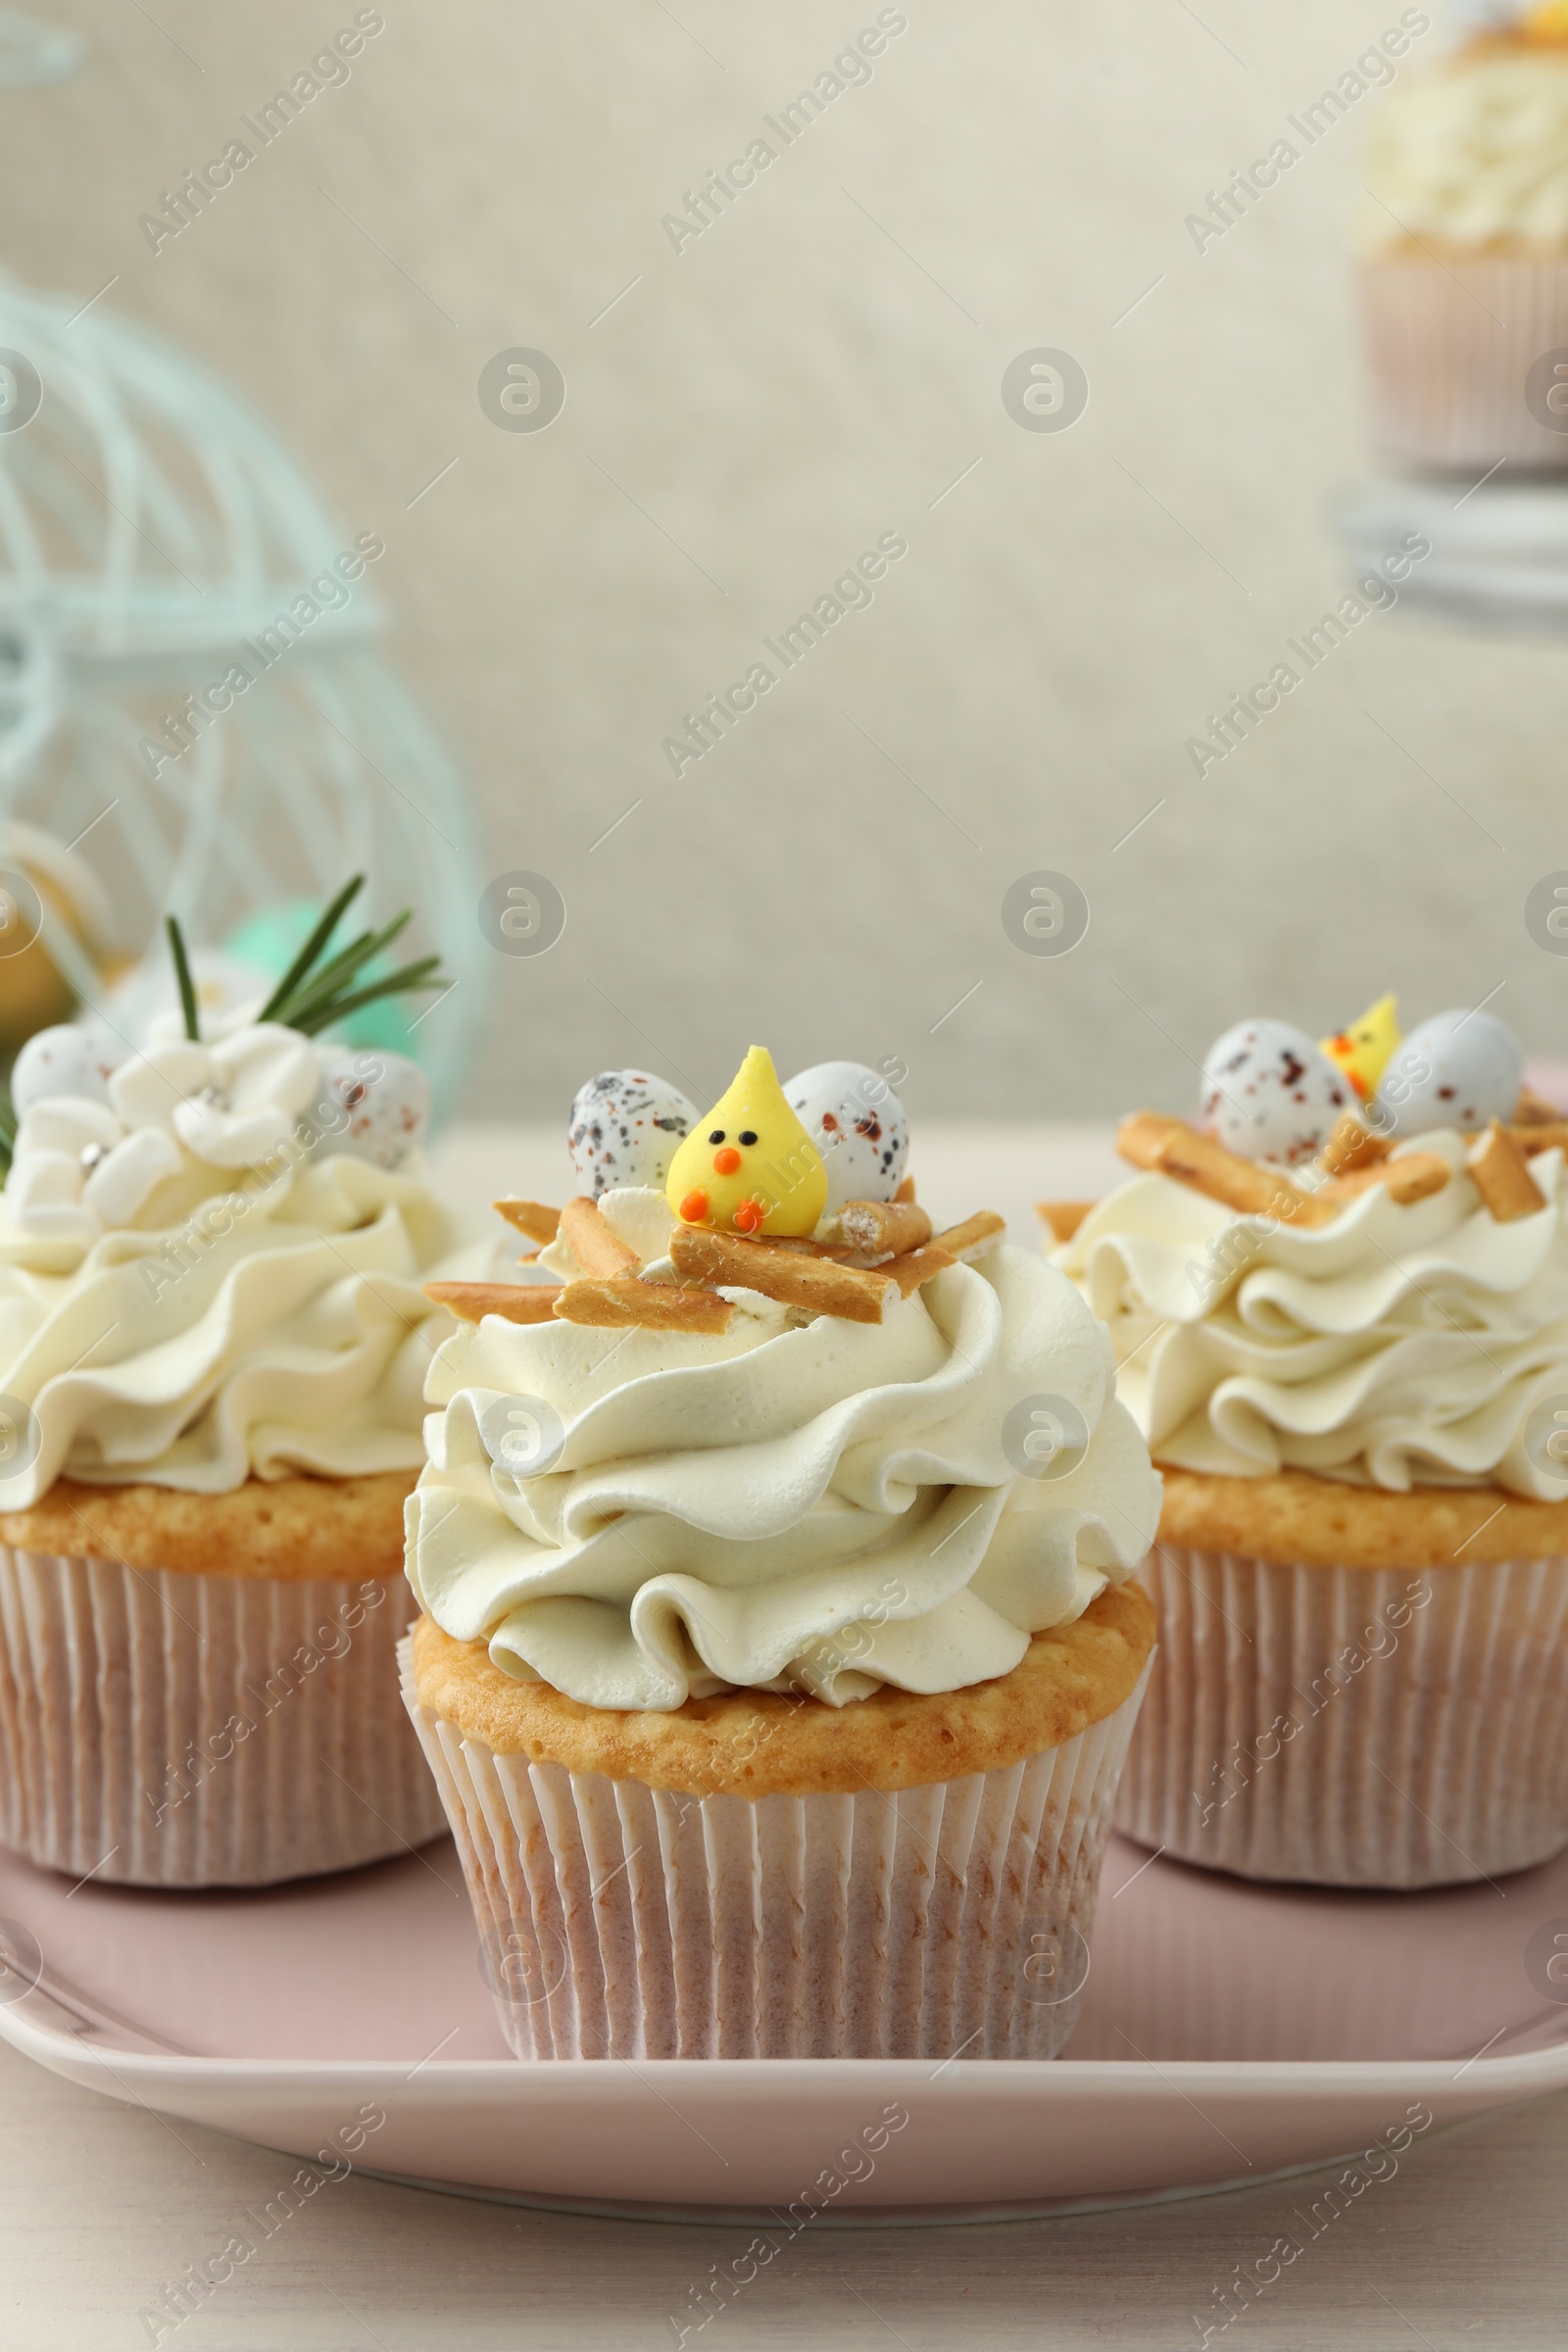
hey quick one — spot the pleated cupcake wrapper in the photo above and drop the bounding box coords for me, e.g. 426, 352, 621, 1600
1116, 1544, 1568, 1889
401, 1641, 1152, 2061
0, 1545, 447, 1887
1359, 256, 1568, 471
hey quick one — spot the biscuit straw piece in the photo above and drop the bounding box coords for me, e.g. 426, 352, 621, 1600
1036, 1201, 1095, 1244
669, 1226, 898, 1324
1512, 1118, 1568, 1157
555, 1277, 732, 1333
895, 1174, 917, 1203
1318, 1113, 1392, 1177
1116, 1110, 1187, 1167
1513, 1088, 1562, 1127
1469, 1120, 1546, 1222
424, 1282, 563, 1326
879, 1245, 955, 1297
559, 1195, 640, 1278
1116, 1113, 1336, 1228
834, 1200, 933, 1259
1315, 1152, 1451, 1209
931, 1210, 1008, 1259
493, 1199, 561, 1244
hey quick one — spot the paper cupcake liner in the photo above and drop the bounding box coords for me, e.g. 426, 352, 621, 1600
0, 1545, 446, 1887
401, 1642, 1151, 2061
1116, 1544, 1568, 1888
1359, 255, 1568, 471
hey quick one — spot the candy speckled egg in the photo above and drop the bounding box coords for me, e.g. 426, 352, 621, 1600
317, 1049, 431, 1169
1200, 1019, 1353, 1165
1372, 1009, 1522, 1137
783, 1060, 909, 1208
9, 1023, 118, 1116
568, 1070, 698, 1198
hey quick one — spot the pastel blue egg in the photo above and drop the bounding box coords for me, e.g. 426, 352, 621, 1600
1372, 1010, 1522, 1137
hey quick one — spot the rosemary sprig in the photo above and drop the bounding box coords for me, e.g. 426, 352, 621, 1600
258, 873, 367, 1023
166, 915, 201, 1042
0, 1077, 15, 1178
270, 911, 413, 1032
287, 956, 445, 1038
242, 879, 446, 1040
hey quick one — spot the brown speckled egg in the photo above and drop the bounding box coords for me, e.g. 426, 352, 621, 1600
783, 1060, 909, 1209
317, 1049, 431, 1170
567, 1070, 697, 1197
1199, 1019, 1351, 1166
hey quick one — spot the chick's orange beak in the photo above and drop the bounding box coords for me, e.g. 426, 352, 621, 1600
712, 1146, 741, 1174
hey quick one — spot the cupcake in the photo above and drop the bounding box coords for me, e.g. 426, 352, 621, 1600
1357, 6, 1568, 469
0, 881, 483, 1886
404, 1049, 1160, 2059
1050, 995, 1568, 1888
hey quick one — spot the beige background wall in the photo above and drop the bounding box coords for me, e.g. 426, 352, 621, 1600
4, 0, 1561, 1123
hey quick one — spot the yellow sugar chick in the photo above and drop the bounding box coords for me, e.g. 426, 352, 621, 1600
1320, 993, 1400, 1102
666, 1046, 828, 1236
1521, 2, 1568, 42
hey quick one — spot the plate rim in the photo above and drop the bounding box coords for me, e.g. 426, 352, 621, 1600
5, 1988, 1567, 2103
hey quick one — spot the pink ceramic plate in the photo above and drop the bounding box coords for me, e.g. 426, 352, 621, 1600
2, 1830, 1566, 2223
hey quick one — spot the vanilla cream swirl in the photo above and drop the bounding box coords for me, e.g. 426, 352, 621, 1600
1358, 47, 1568, 252
1055, 1133, 1568, 1495
0, 1154, 479, 1505
406, 1243, 1159, 1711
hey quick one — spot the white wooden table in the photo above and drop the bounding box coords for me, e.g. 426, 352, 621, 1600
3, 1124, 1564, 2349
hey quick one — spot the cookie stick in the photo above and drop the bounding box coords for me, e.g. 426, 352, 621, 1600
424, 1282, 563, 1326
832, 1200, 934, 1259
1117, 1113, 1335, 1228
931, 1210, 1008, 1260
558, 1196, 640, 1278
669, 1226, 898, 1323
493, 1199, 561, 1244
1469, 1121, 1547, 1222
554, 1276, 732, 1333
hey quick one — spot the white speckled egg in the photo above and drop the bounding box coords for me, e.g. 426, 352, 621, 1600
1200, 1019, 1353, 1165
316, 1049, 431, 1169
783, 1061, 909, 1208
567, 1071, 698, 1197
9, 1024, 118, 1116
1372, 1009, 1522, 1137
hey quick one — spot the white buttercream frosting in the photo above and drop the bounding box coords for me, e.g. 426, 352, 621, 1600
0, 1131, 482, 1506
406, 1242, 1161, 1711
1054, 1132, 1568, 1495
1359, 45, 1568, 253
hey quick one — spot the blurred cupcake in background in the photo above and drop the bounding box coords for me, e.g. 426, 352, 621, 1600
1048, 995, 1568, 1890
0, 878, 483, 1887
1358, 2, 1568, 468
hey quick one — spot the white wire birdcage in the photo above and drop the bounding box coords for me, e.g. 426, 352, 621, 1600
0, 270, 485, 1118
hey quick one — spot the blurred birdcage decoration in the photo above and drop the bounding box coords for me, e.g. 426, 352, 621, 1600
0, 269, 485, 1118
